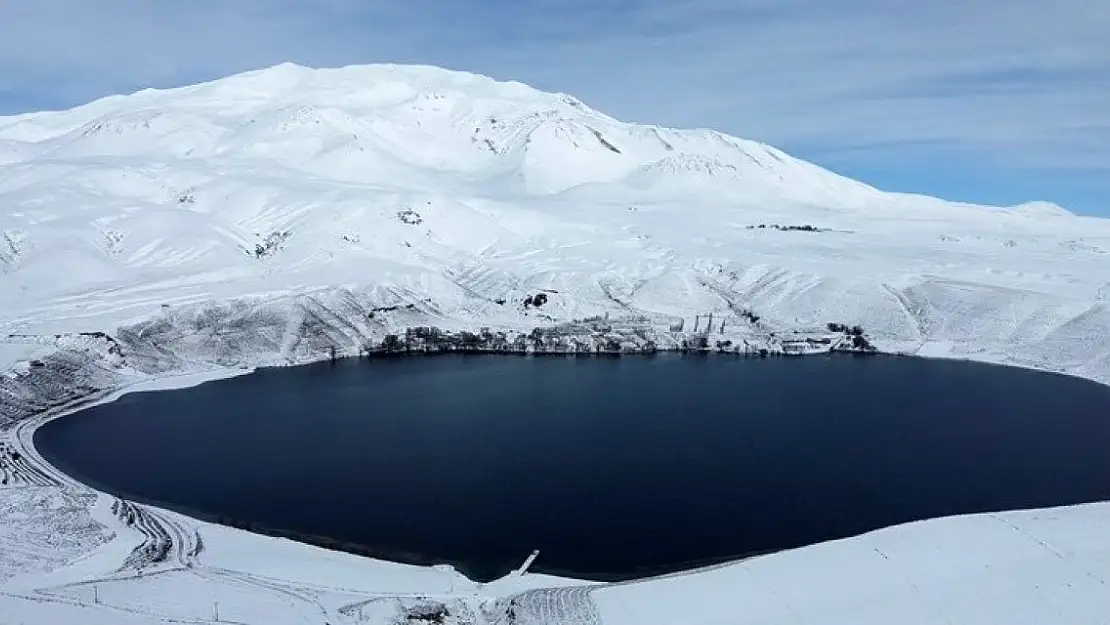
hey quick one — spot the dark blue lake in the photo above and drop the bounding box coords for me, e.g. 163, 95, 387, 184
35, 354, 1110, 581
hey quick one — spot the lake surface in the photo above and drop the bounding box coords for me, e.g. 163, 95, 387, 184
35, 354, 1110, 581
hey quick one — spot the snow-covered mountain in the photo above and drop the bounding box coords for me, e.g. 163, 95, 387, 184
2, 62, 1110, 625
2, 62, 1109, 384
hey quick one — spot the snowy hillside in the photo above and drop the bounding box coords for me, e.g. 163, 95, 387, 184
1, 62, 1108, 383
2, 62, 1110, 624
1, 62, 1108, 385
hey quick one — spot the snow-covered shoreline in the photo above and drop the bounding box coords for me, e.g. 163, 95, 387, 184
1, 342, 607, 624
3, 61, 1110, 623
3, 334, 1110, 624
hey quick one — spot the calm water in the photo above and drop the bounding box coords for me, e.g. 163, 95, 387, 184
35, 354, 1110, 581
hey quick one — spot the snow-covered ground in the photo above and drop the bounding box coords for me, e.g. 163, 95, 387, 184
2, 62, 1109, 623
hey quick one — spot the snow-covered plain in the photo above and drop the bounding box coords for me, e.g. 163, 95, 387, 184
2, 62, 1109, 623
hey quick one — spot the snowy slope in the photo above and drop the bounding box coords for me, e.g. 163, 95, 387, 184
2, 62, 1110, 624
1, 62, 1107, 386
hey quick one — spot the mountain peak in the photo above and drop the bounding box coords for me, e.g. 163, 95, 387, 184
207, 61, 552, 103
3, 64, 1108, 401
0, 63, 886, 205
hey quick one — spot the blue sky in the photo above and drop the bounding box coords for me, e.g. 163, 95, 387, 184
1, 0, 1107, 215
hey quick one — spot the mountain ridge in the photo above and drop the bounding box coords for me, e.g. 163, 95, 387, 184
0, 62, 889, 205
2, 62, 1108, 391
0, 62, 1084, 216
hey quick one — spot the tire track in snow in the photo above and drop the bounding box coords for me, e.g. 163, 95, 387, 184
494, 585, 601, 625
882, 283, 928, 339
